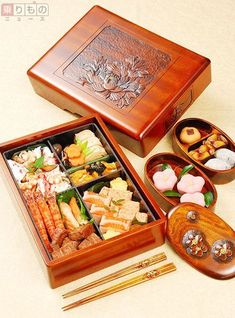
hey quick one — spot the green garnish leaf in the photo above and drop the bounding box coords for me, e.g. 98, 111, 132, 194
80, 140, 88, 152
112, 199, 125, 205
204, 191, 214, 207
85, 148, 94, 157
33, 156, 45, 169
179, 164, 194, 179
26, 155, 45, 172
163, 190, 182, 197
88, 181, 110, 193
75, 137, 81, 145
57, 189, 88, 220
89, 218, 95, 224
162, 163, 172, 170
78, 197, 88, 220
57, 189, 77, 205
76, 138, 94, 157
26, 165, 36, 173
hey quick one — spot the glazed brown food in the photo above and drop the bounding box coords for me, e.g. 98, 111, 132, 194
180, 127, 201, 144
188, 133, 228, 161
173, 118, 235, 184
51, 228, 68, 247
68, 224, 94, 241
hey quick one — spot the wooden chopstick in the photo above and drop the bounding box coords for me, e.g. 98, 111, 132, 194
62, 262, 176, 311
63, 252, 166, 298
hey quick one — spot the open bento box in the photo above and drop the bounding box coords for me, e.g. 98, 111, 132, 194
0, 115, 165, 288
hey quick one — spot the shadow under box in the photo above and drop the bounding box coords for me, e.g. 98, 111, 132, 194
0, 115, 165, 288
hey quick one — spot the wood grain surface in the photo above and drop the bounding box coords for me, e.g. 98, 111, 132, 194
27, 5, 211, 157
0, 1, 235, 318
167, 203, 235, 279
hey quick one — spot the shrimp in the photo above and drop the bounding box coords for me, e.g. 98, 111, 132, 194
24, 190, 52, 253
34, 191, 55, 239
46, 193, 65, 229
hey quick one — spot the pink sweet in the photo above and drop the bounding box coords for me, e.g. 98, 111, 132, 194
180, 192, 205, 207
153, 169, 177, 192
177, 174, 205, 194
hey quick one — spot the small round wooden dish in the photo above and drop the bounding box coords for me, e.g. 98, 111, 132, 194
172, 118, 235, 184
144, 152, 217, 213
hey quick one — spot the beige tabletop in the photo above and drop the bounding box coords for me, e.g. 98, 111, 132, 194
0, 1, 234, 317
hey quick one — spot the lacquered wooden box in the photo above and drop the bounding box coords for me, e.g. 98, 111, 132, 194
172, 118, 235, 184
0, 115, 165, 288
27, 5, 211, 157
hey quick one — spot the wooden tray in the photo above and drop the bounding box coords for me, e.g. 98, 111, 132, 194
172, 118, 235, 184
27, 5, 211, 157
167, 203, 235, 279
0, 115, 165, 288
144, 152, 217, 212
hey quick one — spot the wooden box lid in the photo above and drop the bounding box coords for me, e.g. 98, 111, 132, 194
27, 5, 211, 157
167, 203, 235, 279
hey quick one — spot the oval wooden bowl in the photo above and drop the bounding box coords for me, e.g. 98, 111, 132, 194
167, 203, 235, 280
172, 118, 235, 184
144, 152, 217, 213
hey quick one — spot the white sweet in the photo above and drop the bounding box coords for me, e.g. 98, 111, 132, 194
205, 158, 232, 170
215, 148, 235, 168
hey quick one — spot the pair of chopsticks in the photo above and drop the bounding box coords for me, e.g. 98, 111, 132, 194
62, 252, 176, 311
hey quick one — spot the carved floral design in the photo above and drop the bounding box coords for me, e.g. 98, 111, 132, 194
76, 56, 149, 108
182, 230, 209, 258
186, 210, 199, 223
61, 26, 172, 110
212, 240, 233, 263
